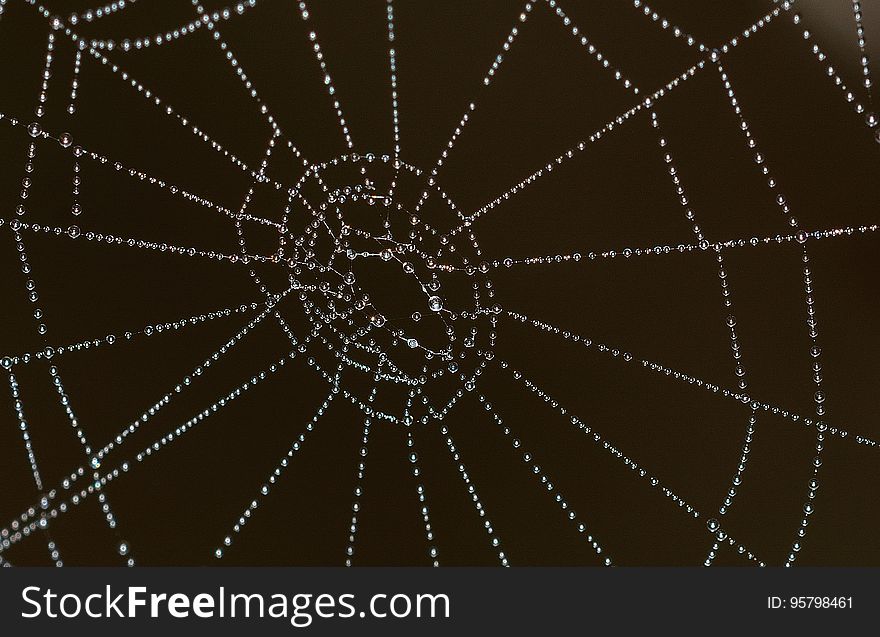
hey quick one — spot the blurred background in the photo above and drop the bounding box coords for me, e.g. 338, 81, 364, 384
0, 0, 879, 566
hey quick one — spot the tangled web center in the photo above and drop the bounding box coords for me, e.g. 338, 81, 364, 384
284, 154, 500, 423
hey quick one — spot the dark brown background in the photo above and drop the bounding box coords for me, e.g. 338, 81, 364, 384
1, 0, 879, 566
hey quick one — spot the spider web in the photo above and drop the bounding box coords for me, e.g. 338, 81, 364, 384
0, 0, 879, 567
